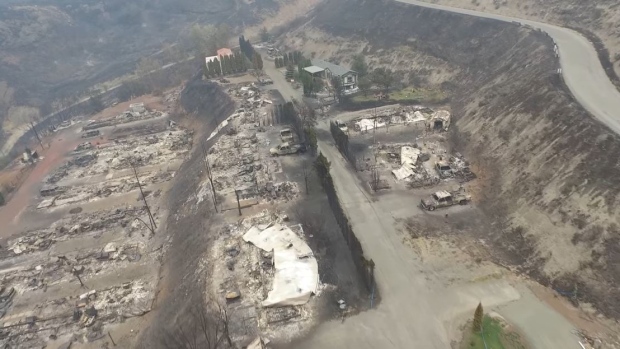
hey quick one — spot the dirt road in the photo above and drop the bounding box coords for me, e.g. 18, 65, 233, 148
396, 0, 620, 135
263, 59, 582, 348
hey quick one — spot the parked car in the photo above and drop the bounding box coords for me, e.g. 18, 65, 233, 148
420, 190, 471, 211
269, 143, 306, 156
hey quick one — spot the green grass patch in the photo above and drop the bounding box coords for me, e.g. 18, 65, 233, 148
352, 87, 447, 103
462, 316, 528, 349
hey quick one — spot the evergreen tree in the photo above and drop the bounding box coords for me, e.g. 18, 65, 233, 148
202, 62, 209, 78
220, 56, 227, 75
283, 54, 289, 67
207, 60, 215, 77
298, 58, 311, 74
285, 64, 295, 80
472, 303, 483, 333
239, 36, 246, 54
213, 58, 222, 76
288, 52, 294, 64
239, 53, 247, 71
224, 55, 232, 74
252, 52, 263, 71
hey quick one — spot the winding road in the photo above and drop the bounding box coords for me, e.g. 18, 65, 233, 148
262, 0, 619, 347
397, 0, 620, 134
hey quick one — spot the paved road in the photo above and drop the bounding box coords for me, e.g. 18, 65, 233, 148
396, 0, 620, 135
262, 61, 582, 348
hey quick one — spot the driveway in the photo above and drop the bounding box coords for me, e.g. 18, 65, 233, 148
396, 0, 620, 135
262, 61, 582, 348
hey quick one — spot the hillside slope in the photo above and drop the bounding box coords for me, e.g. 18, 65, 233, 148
283, 0, 620, 318
0, 0, 278, 148
414, 0, 620, 86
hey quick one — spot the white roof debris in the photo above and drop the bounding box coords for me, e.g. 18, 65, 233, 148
392, 166, 414, 180
355, 118, 386, 131
400, 146, 421, 168
243, 224, 319, 307
409, 111, 428, 123
392, 146, 421, 181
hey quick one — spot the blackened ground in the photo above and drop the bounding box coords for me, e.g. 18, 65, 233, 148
137, 79, 235, 348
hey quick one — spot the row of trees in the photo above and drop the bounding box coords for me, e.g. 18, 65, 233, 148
204, 52, 248, 78
274, 51, 303, 68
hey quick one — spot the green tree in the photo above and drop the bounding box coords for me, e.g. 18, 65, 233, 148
358, 76, 372, 96
372, 67, 395, 92
331, 76, 343, 102
212, 58, 222, 76
297, 58, 312, 74
300, 72, 313, 96
220, 56, 228, 75
260, 27, 270, 42
202, 62, 210, 78
314, 152, 331, 181
0, 190, 5, 206
351, 54, 368, 77
472, 302, 483, 333
305, 127, 317, 154
283, 54, 289, 67
252, 52, 263, 70
285, 64, 295, 80
235, 52, 246, 71
206, 60, 215, 77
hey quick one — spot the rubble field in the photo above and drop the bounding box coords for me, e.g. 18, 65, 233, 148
182, 81, 367, 346
336, 105, 476, 192
0, 90, 185, 348
45, 128, 191, 186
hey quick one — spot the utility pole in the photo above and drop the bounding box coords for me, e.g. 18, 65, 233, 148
201, 143, 218, 212
131, 163, 157, 233
235, 189, 242, 216
30, 122, 44, 149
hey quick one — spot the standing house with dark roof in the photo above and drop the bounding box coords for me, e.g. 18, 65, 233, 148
310, 59, 359, 94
